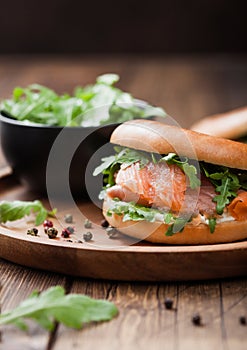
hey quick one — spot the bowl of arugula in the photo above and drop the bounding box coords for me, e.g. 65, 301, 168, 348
0, 74, 165, 199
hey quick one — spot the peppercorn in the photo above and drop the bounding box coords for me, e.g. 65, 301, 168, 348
106, 227, 118, 238
239, 316, 246, 325
47, 227, 58, 239
84, 219, 92, 229
192, 313, 202, 326
101, 219, 109, 228
66, 226, 75, 234
27, 228, 39, 236
164, 298, 173, 310
64, 214, 73, 223
77, 240, 83, 244
61, 229, 70, 238
83, 231, 93, 242
43, 220, 53, 228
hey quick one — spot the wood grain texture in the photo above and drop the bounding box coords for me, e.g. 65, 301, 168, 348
0, 259, 67, 350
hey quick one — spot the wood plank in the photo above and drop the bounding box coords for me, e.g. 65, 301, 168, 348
0, 259, 66, 350
53, 280, 178, 350
175, 282, 224, 350
221, 278, 247, 350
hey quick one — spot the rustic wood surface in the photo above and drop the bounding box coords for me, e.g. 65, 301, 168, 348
0, 54, 247, 349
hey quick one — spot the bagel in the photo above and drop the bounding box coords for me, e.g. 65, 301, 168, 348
94, 119, 247, 245
190, 107, 247, 141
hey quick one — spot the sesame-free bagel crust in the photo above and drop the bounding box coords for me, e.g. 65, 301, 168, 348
110, 119, 247, 170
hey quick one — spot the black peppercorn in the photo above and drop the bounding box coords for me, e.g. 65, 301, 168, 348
192, 313, 201, 326
83, 231, 93, 242
164, 298, 173, 310
47, 227, 58, 239
239, 316, 246, 325
64, 214, 73, 223
101, 219, 109, 228
27, 228, 39, 236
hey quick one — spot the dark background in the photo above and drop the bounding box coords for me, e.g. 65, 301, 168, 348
0, 0, 246, 54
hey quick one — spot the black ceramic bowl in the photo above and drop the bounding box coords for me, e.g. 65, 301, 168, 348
0, 111, 119, 201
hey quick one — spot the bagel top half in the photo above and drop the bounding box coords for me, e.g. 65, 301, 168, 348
110, 119, 247, 170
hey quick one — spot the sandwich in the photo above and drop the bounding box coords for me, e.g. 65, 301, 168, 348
190, 106, 247, 142
94, 119, 247, 245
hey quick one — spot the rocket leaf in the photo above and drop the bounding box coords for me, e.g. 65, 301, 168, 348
0, 286, 118, 331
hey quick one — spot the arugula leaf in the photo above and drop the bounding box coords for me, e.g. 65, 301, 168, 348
161, 153, 200, 189
208, 217, 216, 233
1, 74, 166, 127
165, 217, 191, 236
106, 199, 171, 223
106, 199, 192, 236
0, 286, 118, 331
0, 200, 56, 226
93, 147, 151, 185
201, 164, 241, 214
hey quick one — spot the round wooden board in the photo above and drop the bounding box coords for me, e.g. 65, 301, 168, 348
1, 202, 247, 281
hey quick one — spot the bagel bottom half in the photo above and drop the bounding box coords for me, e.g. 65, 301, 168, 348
103, 196, 247, 245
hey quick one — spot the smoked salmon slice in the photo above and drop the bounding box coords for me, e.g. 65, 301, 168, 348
227, 191, 247, 220
108, 162, 186, 212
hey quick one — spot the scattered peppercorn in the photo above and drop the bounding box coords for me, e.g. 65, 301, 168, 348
84, 219, 92, 229
43, 220, 53, 228
192, 313, 202, 326
66, 226, 75, 234
106, 227, 118, 238
77, 240, 83, 244
27, 228, 39, 236
101, 219, 109, 228
164, 298, 173, 310
47, 227, 58, 239
64, 214, 73, 223
67, 239, 73, 243
83, 231, 93, 242
239, 316, 246, 325
61, 228, 71, 238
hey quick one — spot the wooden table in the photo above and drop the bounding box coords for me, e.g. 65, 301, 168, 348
0, 55, 247, 350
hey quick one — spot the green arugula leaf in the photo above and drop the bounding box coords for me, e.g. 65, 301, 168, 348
106, 199, 191, 236
1, 74, 166, 127
208, 217, 216, 233
0, 286, 118, 331
201, 164, 241, 215
0, 200, 56, 226
106, 199, 170, 223
93, 147, 151, 185
165, 217, 191, 236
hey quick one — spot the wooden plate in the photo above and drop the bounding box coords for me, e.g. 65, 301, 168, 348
0, 175, 247, 281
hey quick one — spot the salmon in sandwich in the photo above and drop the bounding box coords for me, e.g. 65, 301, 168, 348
94, 119, 247, 245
